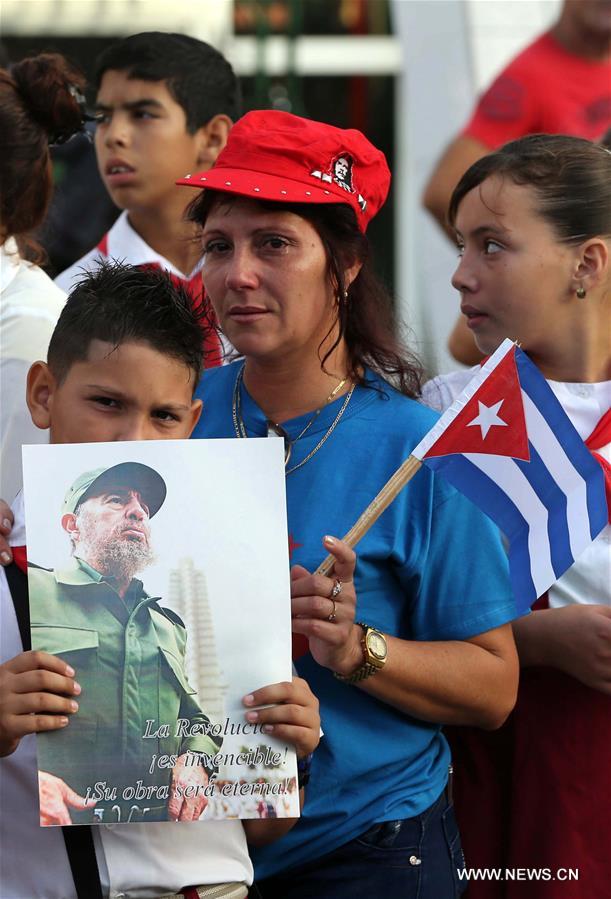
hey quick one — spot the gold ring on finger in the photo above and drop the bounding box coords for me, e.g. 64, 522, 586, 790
330, 579, 342, 599
327, 599, 337, 622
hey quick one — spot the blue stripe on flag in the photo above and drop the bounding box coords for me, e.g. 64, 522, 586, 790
516, 350, 609, 540
585, 468, 608, 539
425, 453, 536, 610
514, 442, 573, 580
508, 525, 536, 617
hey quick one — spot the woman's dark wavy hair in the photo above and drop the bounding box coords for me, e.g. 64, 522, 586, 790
188, 192, 423, 398
0, 53, 85, 260
448, 133, 611, 242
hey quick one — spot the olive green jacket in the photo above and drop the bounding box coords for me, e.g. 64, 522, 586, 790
30, 558, 221, 822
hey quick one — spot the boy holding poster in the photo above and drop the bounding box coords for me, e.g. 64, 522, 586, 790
0, 263, 320, 899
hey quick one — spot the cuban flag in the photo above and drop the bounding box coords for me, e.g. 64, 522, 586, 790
412, 339, 608, 613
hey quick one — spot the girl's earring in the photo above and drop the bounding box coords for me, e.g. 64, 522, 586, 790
576, 285, 586, 299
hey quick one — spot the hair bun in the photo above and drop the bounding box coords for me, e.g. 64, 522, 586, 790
11, 52, 87, 145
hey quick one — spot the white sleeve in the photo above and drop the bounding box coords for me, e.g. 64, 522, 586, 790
421, 368, 478, 413
0, 358, 50, 503
1, 281, 60, 502
421, 377, 447, 412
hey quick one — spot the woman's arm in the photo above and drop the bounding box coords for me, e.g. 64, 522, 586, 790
347, 623, 517, 730
292, 536, 519, 731
513, 605, 611, 694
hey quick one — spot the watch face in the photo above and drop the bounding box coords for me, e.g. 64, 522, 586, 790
367, 630, 387, 660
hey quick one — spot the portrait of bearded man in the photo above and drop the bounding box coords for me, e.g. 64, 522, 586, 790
29, 462, 221, 825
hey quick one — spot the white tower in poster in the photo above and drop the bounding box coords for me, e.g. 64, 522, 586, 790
167, 557, 227, 726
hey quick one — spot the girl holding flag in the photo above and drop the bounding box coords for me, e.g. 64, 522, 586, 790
179, 110, 519, 898
424, 133, 611, 898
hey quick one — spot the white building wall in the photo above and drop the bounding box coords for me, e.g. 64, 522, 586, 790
468, 0, 561, 90
392, 0, 560, 377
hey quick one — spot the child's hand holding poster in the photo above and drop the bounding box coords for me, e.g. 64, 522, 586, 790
22, 439, 300, 825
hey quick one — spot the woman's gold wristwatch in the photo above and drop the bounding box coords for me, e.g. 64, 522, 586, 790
333, 622, 388, 684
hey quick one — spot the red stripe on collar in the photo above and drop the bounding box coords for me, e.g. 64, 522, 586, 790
11, 545, 27, 574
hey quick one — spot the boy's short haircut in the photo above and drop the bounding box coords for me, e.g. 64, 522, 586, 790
47, 262, 207, 386
94, 32, 241, 133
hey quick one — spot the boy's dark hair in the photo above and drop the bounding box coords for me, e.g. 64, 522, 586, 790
94, 32, 241, 132
47, 263, 207, 386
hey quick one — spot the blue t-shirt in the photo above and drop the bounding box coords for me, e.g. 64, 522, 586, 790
192, 363, 515, 877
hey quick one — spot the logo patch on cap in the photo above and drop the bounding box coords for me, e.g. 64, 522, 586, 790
310, 153, 367, 213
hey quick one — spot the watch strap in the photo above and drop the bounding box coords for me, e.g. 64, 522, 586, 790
333, 660, 381, 684
333, 622, 387, 684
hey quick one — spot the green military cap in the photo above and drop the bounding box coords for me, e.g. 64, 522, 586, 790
62, 462, 167, 517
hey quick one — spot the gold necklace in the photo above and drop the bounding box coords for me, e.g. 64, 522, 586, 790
267, 375, 347, 446
231, 364, 354, 475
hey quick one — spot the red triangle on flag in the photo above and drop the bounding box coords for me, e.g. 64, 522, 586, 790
424, 348, 530, 460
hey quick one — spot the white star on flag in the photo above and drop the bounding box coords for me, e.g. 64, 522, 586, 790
467, 400, 508, 439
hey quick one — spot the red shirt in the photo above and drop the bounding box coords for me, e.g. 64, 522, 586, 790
463, 32, 611, 148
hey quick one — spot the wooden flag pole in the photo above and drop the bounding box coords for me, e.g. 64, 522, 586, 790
315, 454, 422, 577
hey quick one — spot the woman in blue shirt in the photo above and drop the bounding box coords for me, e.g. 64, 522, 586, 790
179, 109, 519, 899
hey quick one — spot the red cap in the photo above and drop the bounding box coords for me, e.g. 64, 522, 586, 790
177, 110, 390, 232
